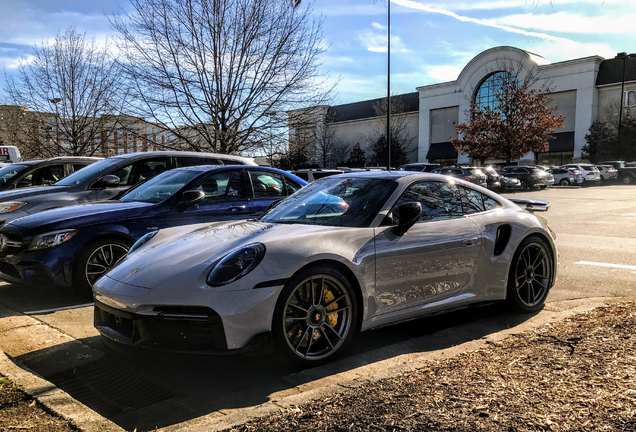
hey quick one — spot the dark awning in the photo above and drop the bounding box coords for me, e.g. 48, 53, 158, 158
426, 142, 458, 160
547, 132, 574, 152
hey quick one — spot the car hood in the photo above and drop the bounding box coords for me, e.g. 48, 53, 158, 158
6, 201, 155, 234
0, 185, 69, 202
103, 219, 353, 290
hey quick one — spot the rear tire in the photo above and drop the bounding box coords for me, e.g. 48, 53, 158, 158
272, 265, 358, 366
507, 236, 554, 313
559, 179, 569, 187
623, 175, 634, 185
73, 238, 130, 296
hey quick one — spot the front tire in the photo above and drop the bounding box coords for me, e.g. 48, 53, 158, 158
272, 266, 358, 366
73, 238, 130, 296
507, 237, 554, 313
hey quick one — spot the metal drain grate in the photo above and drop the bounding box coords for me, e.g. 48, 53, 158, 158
48, 357, 175, 419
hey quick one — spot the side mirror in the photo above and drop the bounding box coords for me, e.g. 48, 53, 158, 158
178, 190, 205, 208
392, 202, 422, 236
97, 175, 120, 189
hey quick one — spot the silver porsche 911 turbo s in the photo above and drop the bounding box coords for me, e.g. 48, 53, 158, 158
93, 171, 558, 365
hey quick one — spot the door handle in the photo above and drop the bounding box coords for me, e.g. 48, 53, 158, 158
462, 238, 479, 246
228, 205, 246, 212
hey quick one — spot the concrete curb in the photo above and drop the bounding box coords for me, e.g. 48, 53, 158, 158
0, 349, 125, 432
159, 297, 629, 432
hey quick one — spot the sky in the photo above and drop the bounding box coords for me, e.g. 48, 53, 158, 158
1, 0, 635, 106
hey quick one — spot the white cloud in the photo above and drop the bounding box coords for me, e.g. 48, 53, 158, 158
525, 40, 617, 62
359, 30, 410, 53
425, 65, 462, 82
372, 22, 387, 30
485, 12, 636, 35
421, 0, 632, 11
0, 54, 35, 70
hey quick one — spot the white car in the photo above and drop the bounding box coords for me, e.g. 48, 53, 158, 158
561, 164, 600, 185
596, 165, 618, 182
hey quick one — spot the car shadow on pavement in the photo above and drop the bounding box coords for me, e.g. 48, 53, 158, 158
0, 282, 91, 315
10, 302, 540, 431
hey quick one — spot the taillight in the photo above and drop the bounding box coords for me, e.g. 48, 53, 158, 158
465, 175, 476, 181
339, 201, 349, 211
587, 172, 594, 176
570, 174, 574, 177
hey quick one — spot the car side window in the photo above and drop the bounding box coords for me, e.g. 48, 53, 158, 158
285, 177, 303, 194
111, 157, 170, 186
21, 165, 65, 187
249, 170, 286, 199
192, 170, 245, 204
72, 163, 91, 173
391, 181, 463, 223
177, 156, 222, 167
461, 187, 502, 215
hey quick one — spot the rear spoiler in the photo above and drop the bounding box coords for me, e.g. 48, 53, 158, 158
508, 198, 550, 212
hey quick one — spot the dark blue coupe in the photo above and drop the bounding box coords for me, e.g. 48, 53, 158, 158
0, 165, 305, 293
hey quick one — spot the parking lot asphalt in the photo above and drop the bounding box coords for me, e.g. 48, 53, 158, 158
0, 183, 634, 431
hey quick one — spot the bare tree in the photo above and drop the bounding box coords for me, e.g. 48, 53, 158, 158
3, 28, 128, 158
331, 141, 351, 167
314, 115, 341, 168
111, 0, 333, 155
369, 95, 416, 167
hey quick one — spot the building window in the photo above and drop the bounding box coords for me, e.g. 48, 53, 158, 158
474, 71, 516, 111
118, 148, 124, 155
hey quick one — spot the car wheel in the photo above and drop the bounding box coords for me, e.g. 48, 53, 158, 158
73, 238, 130, 296
623, 175, 634, 185
272, 266, 358, 365
559, 179, 569, 186
507, 236, 553, 313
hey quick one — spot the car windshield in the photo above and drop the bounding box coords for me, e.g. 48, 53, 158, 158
56, 158, 123, 186
0, 164, 30, 184
120, 170, 201, 203
260, 177, 398, 227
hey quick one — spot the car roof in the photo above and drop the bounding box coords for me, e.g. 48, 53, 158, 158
173, 165, 297, 175
16, 156, 102, 166
108, 150, 254, 163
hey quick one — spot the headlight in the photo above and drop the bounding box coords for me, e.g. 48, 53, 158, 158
0, 202, 26, 214
128, 230, 158, 255
28, 229, 77, 251
207, 243, 266, 287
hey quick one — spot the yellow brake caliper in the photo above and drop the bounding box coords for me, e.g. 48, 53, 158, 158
323, 286, 339, 328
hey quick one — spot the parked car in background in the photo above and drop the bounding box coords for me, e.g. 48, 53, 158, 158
598, 161, 625, 169
0, 165, 305, 294
291, 169, 344, 182
0, 151, 256, 226
93, 171, 557, 364
481, 167, 502, 191
561, 164, 600, 185
596, 165, 618, 182
550, 167, 584, 186
431, 166, 487, 187
499, 166, 548, 190
396, 163, 439, 172
498, 174, 523, 191
0, 157, 100, 191
0, 146, 22, 164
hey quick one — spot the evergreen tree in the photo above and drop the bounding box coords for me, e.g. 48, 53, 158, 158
347, 143, 367, 168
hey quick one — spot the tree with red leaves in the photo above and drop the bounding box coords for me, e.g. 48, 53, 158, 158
451, 67, 564, 164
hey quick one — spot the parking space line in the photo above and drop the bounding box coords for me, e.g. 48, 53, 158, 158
24, 303, 94, 315
575, 261, 636, 271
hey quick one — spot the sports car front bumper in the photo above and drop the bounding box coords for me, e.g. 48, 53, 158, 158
93, 275, 283, 351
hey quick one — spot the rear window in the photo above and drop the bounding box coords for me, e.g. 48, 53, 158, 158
469, 169, 484, 176
313, 172, 340, 180
580, 165, 594, 171
529, 168, 544, 174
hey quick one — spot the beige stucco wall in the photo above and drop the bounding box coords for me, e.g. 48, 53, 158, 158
597, 82, 636, 124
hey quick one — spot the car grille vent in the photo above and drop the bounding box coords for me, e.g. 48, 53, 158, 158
153, 306, 215, 316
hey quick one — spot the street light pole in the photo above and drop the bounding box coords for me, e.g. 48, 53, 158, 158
50, 98, 62, 155
386, 0, 391, 171
616, 52, 636, 139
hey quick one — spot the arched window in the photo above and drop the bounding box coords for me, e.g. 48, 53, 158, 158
474, 71, 516, 110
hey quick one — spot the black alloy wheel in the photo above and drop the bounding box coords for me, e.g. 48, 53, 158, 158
507, 236, 553, 313
73, 238, 130, 296
559, 179, 570, 187
273, 266, 358, 365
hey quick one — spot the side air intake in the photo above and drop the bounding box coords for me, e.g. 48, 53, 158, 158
494, 224, 512, 256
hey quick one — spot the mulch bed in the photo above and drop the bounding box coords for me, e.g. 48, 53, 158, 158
0, 375, 77, 431
233, 301, 636, 432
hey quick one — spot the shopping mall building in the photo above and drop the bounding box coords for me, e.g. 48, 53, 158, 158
292, 46, 636, 166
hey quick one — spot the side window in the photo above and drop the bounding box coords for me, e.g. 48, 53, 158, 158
72, 163, 90, 173
461, 187, 485, 214
250, 170, 285, 199
284, 177, 303, 194
192, 170, 245, 204
111, 158, 170, 186
391, 181, 463, 223
23, 165, 65, 187
462, 187, 501, 214
177, 157, 222, 167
